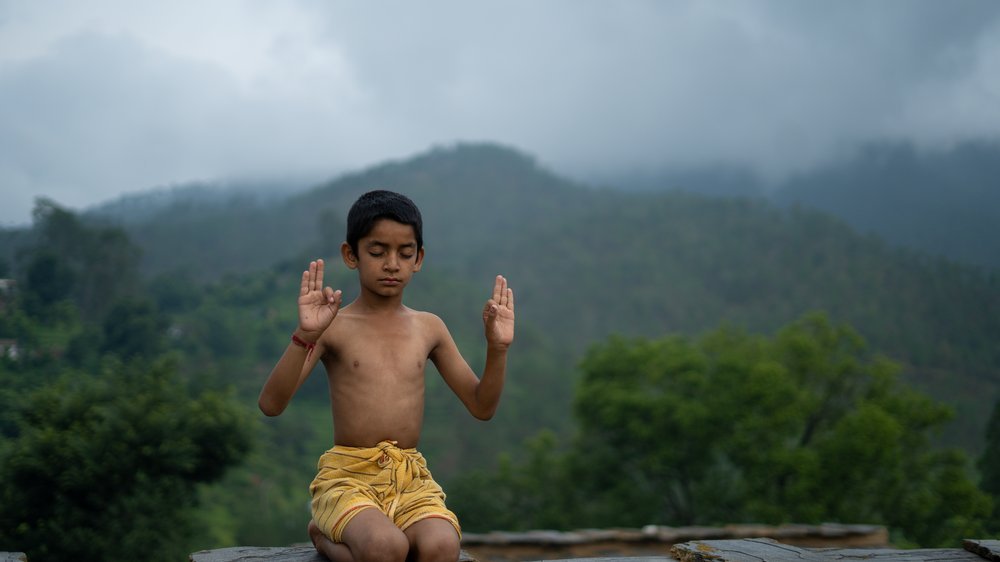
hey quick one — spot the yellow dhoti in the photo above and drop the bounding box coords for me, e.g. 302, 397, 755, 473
310, 440, 461, 542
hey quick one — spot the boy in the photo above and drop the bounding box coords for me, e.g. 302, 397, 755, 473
258, 190, 514, 562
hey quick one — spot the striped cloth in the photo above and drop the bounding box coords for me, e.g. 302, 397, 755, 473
310, 440, 461, 542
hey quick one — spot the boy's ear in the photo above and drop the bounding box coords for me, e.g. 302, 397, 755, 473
341, 242, 358, 270
413, 247, 424, 272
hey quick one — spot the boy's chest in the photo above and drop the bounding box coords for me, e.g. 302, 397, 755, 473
325, 319, 435, 374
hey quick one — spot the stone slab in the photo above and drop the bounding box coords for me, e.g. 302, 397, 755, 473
189, 546, 477, 561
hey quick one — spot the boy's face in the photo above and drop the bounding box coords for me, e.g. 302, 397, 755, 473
342, 218, 423, 298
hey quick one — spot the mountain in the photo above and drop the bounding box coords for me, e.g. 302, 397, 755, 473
773, 141, 1000, 270
600, 141, 1000, 271
4, 142, 999, 451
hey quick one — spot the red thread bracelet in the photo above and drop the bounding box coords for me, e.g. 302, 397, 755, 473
291, 333, 317, 355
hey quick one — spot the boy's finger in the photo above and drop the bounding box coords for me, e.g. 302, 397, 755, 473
506, 288, 514, 311
492, 275, 503, 303
300, 270, 310, 296
315, 259, 325, 290
307, 260, 318, 291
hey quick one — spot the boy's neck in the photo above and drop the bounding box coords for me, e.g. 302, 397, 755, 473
351, 290, 407, 314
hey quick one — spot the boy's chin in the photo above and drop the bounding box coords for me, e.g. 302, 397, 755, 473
369, 283, 408, 296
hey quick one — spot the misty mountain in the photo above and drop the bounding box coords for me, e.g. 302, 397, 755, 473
4, 142, 998, 450
586, 163, 765, 198
76, 143, 590, 280
772, 141, 1000, 270
89, 179, 304, 225
79, 139, 1000, 275
608, 140, 1000, 270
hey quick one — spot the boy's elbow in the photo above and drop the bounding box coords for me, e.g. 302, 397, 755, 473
472, 404, 498, 421
258, 396, 285, 417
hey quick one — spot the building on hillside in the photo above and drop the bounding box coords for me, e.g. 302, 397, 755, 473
0, 278, 14, 312
0, 339, 17, 360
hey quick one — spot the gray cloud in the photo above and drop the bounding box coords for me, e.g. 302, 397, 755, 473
2, 1, 1000, 225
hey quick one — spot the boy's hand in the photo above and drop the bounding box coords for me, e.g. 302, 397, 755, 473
297, 259, 342, 341
483, 275, 514, 350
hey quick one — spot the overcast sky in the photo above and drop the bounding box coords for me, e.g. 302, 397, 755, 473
2, 1, 1000, 226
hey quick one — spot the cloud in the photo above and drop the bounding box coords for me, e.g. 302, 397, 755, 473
0, 29, 366, 226
1, 1, 1000, 225
287, 1, 1000, 177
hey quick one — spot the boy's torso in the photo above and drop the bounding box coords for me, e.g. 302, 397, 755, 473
319, 305, 439, 449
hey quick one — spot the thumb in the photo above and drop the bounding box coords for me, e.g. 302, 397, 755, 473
325, 288, 342, 310
483, 300, 498, 320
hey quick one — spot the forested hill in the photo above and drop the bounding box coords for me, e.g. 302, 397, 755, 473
83, 143, 589, 280
6, 142, 1000, 448
773, 140, 1000, 270
599, 140, 1000, 270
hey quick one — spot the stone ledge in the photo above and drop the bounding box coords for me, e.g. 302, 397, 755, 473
185, 524, 889, 562
462, 522, 888, 548
188, 546, 478, 561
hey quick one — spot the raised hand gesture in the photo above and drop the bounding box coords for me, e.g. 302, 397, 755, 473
298, 259, 342, 340
483, 275, 515, 350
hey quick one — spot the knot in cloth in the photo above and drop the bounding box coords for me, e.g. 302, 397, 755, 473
373, 440, 418, 519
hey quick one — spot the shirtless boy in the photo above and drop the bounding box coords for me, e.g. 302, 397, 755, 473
258, 190, 514, 562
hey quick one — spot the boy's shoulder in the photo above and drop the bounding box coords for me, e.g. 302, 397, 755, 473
406, 307, 445, 325
403, 307, 451, 335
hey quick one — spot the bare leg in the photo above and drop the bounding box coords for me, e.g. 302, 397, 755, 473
310, 508, 409, 562
404, 518, 460, 562
309, 519, 353, 562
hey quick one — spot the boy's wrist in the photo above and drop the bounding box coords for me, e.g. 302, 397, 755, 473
293, 328, 321, 345
290, 332, 319, 359
486, 342, 511, 354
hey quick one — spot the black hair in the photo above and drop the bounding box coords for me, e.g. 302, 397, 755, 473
345, 190, 423, 255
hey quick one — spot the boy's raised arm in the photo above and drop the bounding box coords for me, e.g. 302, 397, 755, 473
476, 275, 514, 416
432, 275, 514, 420
258, 259, 342, 416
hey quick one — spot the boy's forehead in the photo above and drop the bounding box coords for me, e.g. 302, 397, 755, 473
362, 218, 417, 243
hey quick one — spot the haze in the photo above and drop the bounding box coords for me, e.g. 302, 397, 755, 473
2, 0, 1000, 226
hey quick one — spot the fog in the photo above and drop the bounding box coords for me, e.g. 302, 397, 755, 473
2, 0, 1000, 225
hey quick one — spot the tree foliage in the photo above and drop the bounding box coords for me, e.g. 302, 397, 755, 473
980, 399, 1000, 529
452, 314, 992, 547
0, 204, 251, 561
0, 357, 251, 562
21, 198, 140, 322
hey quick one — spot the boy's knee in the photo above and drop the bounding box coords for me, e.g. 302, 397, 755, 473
413, 529, 460, 562
358, 528, 409, 562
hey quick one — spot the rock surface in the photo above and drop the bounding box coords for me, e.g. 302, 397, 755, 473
188, 545, 478, 562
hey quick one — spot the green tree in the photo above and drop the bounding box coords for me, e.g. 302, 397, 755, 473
449, 430, 573, 532
100, 297, 167, 359
24, 199, 140, 321
22, 251, 76, 320
0, 357, 252, 562
570, 314, 990, 545
980, 398, 1000, 529
453, 314, 991, 545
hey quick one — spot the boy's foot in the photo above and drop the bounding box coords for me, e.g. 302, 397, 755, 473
308, 520, 324, 550
308, 520, 347, 561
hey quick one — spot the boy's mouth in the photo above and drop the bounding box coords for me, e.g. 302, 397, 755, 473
379, 277, 401, 285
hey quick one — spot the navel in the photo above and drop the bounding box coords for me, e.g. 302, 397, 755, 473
353, 360, 360, 368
